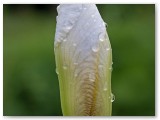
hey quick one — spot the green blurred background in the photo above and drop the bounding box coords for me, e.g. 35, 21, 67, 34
3, 4, 155, 116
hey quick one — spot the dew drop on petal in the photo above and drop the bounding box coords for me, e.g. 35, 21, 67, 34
111, 93, 115, 102
55, 68, 59, 74
63, 38, 67, 42
55, 39, 62, 47
98, 64, 103, 72
99, 32, 105, 42
73, 43, 77, 46
56, 16, 58, 22
109, 67, 113, 72
106, 48, 110, 51
54, 43, 58, 48
92, 45, 99, 52
63, 21, 73, 32
91, 14, 95, 18
84, 8, 87, 10
98, 64, 103, 69
89, 73, 95, 82
103, 82, 107, 91
57, 5, 60, 12
103, 88, 107, 91
74, 62, 78, 65
74, 73, 78, 77
65, 26, 72, 30
83, 5, 87, 10
103, 22, 107, 27
63, 65, 67, 70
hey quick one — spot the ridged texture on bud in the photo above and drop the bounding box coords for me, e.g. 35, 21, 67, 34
54, 4, 113, 116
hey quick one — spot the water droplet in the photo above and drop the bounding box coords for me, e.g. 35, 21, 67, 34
73, 43, 77, 47
56, 16, 58, 22
103, 82, 107, 91
109, 67, 113, 72
74, 73, 78, 77
111, 93, 115, 102
106, 48, 110, 51
83, 5, 87, 10
57, 39, 62, 43
104, 88, 107, 91
57, 5, 60, 12
98, 64, 103, 69
103, 22, 107, 27
89, 73, 95, 82
63, 65, 67, 70
92, 45, 99, 52
98, 65, 103, 71
99, 32, 105, 42
91, 14, 95, 18
65, 26, 72, 30
83, 7, 87, 10
63, 21, 73, 32
74, 62, 78, 65
54, 43, 58, 48
63, 38, 67, 42
55, 68, 59, 74
55, 39, 62, 47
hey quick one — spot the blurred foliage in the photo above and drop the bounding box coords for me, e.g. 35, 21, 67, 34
3, 4, 155, 116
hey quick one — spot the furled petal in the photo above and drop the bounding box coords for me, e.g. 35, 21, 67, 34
54, 4, 113, 116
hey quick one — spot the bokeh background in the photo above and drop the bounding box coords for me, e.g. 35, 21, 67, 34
3, 4, 155, 116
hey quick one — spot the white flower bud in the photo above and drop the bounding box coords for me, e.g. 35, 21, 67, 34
54, 4, 113, 116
